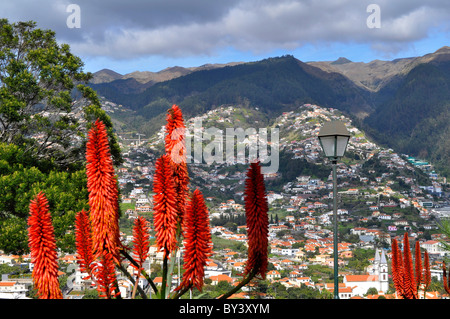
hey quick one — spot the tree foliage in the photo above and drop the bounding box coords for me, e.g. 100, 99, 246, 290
0, 142, 89, 253
0, 19, 121, 167
0, 19, 122, 254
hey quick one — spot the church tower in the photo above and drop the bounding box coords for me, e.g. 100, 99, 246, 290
372, 248, 381, 276
371, 249, 389, 293
378, 249, 389, 293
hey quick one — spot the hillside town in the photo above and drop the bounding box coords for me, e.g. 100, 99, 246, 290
1, 104, 449, 299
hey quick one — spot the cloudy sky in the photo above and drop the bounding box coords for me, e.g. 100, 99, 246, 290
2, 0, 450, 74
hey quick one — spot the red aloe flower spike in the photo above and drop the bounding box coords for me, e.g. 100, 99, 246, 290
243, 162, 269, 279
93, 253, 120, 299
27, 192, 63, 299
402, 233, 417, 299
132, 216, 150, 271
165, 104, 189, 226
75, 209, 95, 279
131, 216, 150, 298
423, 251, 431, 293
172, 162, 189, 227
152, 154, 178, 257
165, 104, 187, 163
86, 119, 121, 263
444, 261, 450, 294
178, 189, 213, 292
391, 238, 404, 297
414, 241, 422, 291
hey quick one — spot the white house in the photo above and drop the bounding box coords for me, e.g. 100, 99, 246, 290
422, 240, 448, 257
0, 255, 15, 266
0, 281, 28, 297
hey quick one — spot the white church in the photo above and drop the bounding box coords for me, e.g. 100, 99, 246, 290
343, 249, 389, 297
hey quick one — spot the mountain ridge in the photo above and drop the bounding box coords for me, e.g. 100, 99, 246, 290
90, 62, 245, 85
89, 47, 450, 178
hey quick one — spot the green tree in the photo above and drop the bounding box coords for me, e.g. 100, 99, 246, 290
0, 19, 122, 254
0, 217, 28, 254
0, 19, 122, 167
0, 146, 89, 253
366, 287, 378, 296
439, 219, 450, 253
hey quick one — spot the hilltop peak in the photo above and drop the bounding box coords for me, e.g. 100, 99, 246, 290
435, 46, 450, 54
331, 57, 352, 65
91, 68, 123, 84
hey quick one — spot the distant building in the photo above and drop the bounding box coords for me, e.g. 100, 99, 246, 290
343, 249, 389, 296
422, 240, 448, 257
0, 281, 28, 298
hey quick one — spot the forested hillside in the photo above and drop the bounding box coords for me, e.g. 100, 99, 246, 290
90, 48, 450, 177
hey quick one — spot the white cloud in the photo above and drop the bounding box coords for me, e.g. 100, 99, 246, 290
3, 0, 450, 60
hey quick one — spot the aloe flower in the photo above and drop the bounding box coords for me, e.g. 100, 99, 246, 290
85, 119, 121, 298
178, 189, 212, 292
402, 233, 417, 299
423, 251, 431, 293
243, 162, 269, 279
391, 234, 419, 299
165, 104, 187, 165
93, 253, 120, 298
27, 192, 62, 299
152, 154, 178, 256
131, 216, 150, 272
414, 241, 422, 291
75, 209, 94, 279
165, 104, 189, 226
444, 262, 450, 294
86, 119, 120, 263
391, 238, 404, 296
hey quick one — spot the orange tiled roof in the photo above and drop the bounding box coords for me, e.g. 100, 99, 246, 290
345, 275, 378, 282
0, 282, 15, 287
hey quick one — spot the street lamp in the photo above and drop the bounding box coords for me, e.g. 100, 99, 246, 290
317, 121, 350, 299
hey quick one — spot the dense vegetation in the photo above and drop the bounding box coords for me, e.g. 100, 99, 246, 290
364, 62, 450, 178
0, 19, 121, 254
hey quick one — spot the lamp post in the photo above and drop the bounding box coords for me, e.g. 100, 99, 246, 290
318, 121, 350, 299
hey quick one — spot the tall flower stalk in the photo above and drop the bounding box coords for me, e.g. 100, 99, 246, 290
402, 233, 417, 299
83, 119, 121, 298
75, 209, 94, 279
86, 119, 121, 264
391, 238, 404, 296
27, 192, 62, 299
423, 250, 431, 297
130, 216, 150, 299
173, 189, 212, 298
443, 261, 450, 295
153, 154, 178, 257
153, 153, 178, 298
94, 253, 119, 299
414, 241, 422, 291
219, 162, 269, 299
243, 161, 269, 279
165, 104, 189, 229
